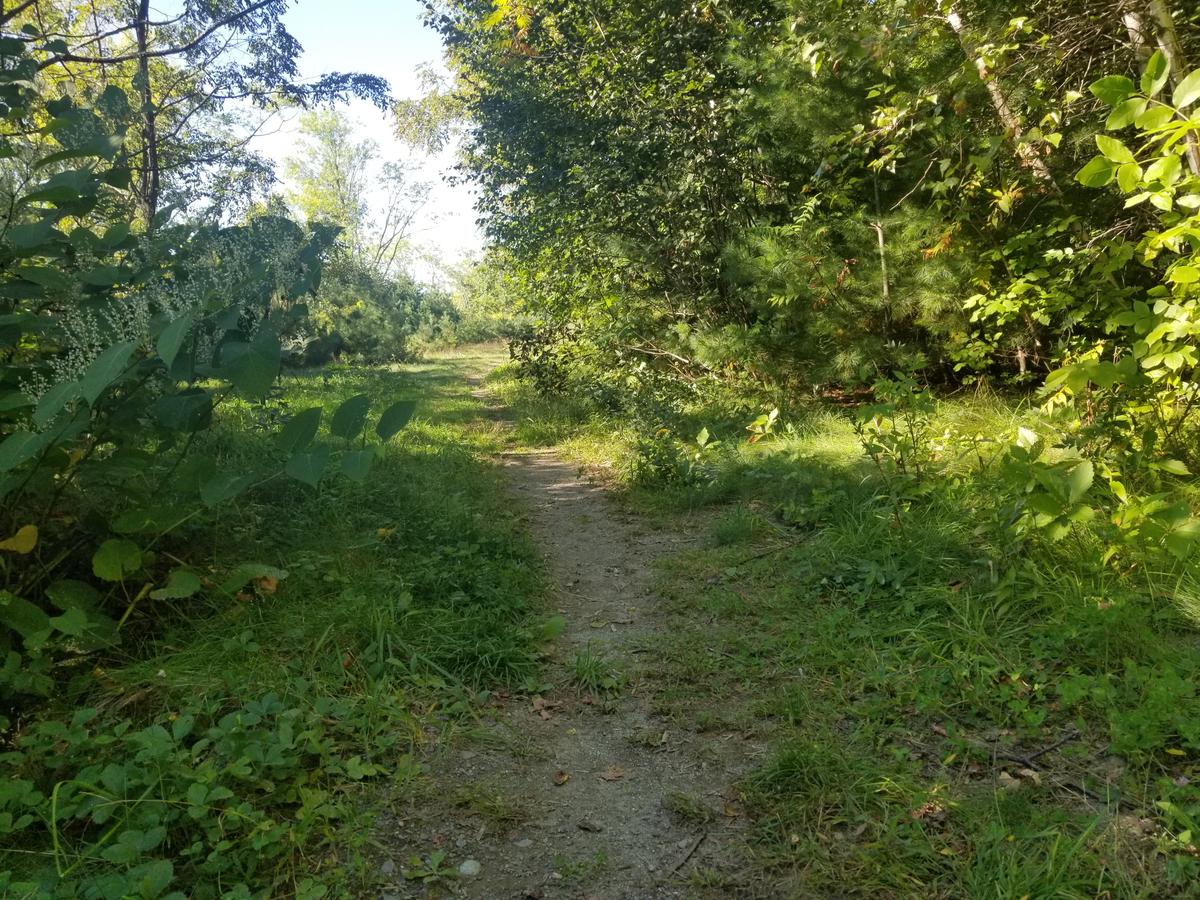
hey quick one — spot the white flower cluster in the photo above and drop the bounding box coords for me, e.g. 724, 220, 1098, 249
22, 220, 317, 427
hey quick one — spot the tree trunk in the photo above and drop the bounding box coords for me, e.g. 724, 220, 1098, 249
1144, 0, 1200, 175
1122, 7, 1154, 63
135, 0, 160, 228
945, 5, 1061, 192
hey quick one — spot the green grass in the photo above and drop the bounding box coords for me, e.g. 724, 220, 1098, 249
490, 366, 1200, 896
1, 346, 550, 896
567, 644, 625, 695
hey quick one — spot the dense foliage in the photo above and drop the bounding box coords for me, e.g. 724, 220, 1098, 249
427, 0, 1200, 401
426, 0, 1200, 581
0, 7, 459, 895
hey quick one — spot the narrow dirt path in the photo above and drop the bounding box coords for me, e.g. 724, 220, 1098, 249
376, 373, 759, 899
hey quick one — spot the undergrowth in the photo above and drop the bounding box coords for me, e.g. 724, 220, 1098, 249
489, 359, 1200, 896
1, 348, 546, 897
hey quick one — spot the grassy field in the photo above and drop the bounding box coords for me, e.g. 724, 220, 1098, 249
2, 346, 550, 897
487, 362, 1200, 897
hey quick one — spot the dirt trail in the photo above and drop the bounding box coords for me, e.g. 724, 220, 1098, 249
377, 380, 759, 898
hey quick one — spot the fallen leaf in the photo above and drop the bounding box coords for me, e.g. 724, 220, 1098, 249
931, 723, 948, 737
377, 527, 395, 539
597, 766, 625, 782
1018, 768, 1042, 784
553, 770, 569, 786
532, 696, 560, 720
910, 801, 947, 824
253, 575, 278, 595
0, 524, 38, 554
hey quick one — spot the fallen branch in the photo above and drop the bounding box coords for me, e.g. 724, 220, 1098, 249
669, 832, 707, 874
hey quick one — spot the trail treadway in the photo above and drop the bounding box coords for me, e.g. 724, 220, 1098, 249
376, 439, 761, 898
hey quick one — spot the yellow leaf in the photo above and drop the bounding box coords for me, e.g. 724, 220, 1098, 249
1166, 748, 1186, 756
0, 524, 38, 554
483, 0, 511, 28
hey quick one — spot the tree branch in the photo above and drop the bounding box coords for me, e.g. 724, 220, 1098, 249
35, 0, 275, 71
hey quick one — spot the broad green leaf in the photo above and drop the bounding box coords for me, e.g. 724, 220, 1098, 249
79, 265, 124, 286
376, 400, 417, 441
1096, 135, 1134, 164
96, 85, 130, 118
80, 341, 137, 405
92, 539, 142, 582
33, 380, 80, 427
219, 563, 288, 596
277, 407, 322, 453
341, 449, 375, 482
1066, 459, 1094, 504
7, 219, 56, 250
34, 133, 124, 167
199, 473, 254, 507
1089, 75, 1134, 105
1165, 519, 1200, 560
1075, 155, 1115, 187
156, 312, 193, 369
286, 444, 330, 488
1174, 68, 1200, 109
112, 507, 188, 534
50, 606, 89, 636
1157, 459, 1191, 476
1104, 97, 1142, 129
1169, 265, 1199, 284
330, 393, 371, 440
150, 570, 202, 601
0, 591, 50, 638
46, 580, 101, 611
1116, 162, 1143, 193
21, 169, 91, 204
99, 222, 131, 249
1135, 104, 1174, 130
14, 265, 72, 291
0, 431, 45, 473
1140, 50, 1169, 97
222, 326, 280, 399
0, 392, 31, 413
129, 859, 173, 897
1146, 154, 1182, 186
151, 388, 212, 433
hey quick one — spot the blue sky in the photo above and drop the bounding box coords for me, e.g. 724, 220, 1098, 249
240, 0, 483, 278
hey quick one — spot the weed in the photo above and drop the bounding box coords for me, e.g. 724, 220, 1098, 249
552, 850, 609, 882
568, 645, 625, 695
402, 850, 456, 883
663, 791, 717, 825
451, 781, 528, 828
710, 505, 767, 546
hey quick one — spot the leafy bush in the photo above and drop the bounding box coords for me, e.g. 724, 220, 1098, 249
0, 34, 416, 709
0, 693, 413, 898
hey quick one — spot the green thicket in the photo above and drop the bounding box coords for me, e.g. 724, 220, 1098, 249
429, 0, 1200, 622
0, 5, 522, 896
429, 0, 1200, 407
